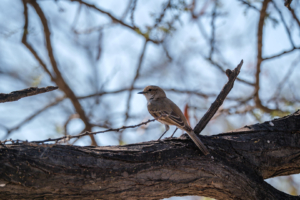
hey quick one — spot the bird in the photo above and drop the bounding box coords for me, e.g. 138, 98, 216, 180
138, 85, 209, 155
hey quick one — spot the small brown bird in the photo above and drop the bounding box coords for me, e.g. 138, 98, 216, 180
138, 85, 209, 155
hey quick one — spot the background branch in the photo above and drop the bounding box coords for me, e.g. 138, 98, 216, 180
0, 86, 58, 103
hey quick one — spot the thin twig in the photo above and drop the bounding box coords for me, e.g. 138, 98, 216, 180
130, 0, 137, 27
69, 0, 163, 44
289, 7, 300, 27
124, 40, 148, 121
121, 0, 133, 20
0, 119, 156, 145
0, 86, 58, 103
122, 40, 148, 143
209, 1, 217, 59
21, 0, 54, 79
153, 0, 171, 29
194, 60, 244, 135
263, 46, 300, 60
237, 0, 278, 22
205, 57, 254, 86
78, 87, 243, 101
272, 0, 295, 48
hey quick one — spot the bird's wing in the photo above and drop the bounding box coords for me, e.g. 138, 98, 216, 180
167, 111, 185, 127
149, 109, 185, 128
147, 98, 191, 131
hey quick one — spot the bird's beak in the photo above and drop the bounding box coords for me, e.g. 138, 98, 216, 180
138, 91, 146, 94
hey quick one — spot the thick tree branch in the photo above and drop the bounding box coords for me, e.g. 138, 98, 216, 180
194, 60, 243, 134
0, 86, 58, 103
1, 111, 300, 199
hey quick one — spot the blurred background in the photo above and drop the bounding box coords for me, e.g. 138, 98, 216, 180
0, 0, 299, 199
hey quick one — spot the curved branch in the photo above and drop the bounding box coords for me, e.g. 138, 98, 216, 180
254, 0, 275, 113
23, 0, 97, 146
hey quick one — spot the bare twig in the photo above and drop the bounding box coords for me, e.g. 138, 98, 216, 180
153, 0, 171, 29
124, 40, 148, 121
121, 0, 133, 20
268, 56, 300, 103
122, 40, 148, 143
129, 0, 137, 27
194, 60, 244, 135
0, 119, 156, 145
263, 46, 300, 60
70, 0, 163, 44
254, 0, 274, 113
0, 86, 58, 103
289, 7, 300, 27
209, 1, 217, 59
25, 0, 97, 146
78, 87, 244, 101
205, 57, 254, 86
237, 0, 278, 22
272, 0, 295, 48
22, 0, 54, 79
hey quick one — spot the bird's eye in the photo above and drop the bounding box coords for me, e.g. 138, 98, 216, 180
148, 89, 152, 91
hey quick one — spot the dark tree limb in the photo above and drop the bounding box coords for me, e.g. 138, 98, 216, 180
194, 60, 243, 135
1, 111, 300, 199
0, 86, 58, 103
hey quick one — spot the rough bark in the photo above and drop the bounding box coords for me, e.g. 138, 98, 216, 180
0, 86, 58, 103
1, 111, 300, 199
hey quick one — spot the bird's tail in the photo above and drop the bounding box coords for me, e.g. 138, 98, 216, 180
187, 131, 210, 155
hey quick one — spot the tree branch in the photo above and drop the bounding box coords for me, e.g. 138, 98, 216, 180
0, 86, 58, 103
69, 0, 163, 44
24, 0, 97, 146
254, 0, 275, 113
1, 110, 300, 199
263, 46, 300, 60
194, 60, 243, 134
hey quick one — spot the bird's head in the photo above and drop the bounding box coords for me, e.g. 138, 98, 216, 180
138, 85, 166, 101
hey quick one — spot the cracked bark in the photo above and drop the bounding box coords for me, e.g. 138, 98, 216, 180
1, 111, 300, 199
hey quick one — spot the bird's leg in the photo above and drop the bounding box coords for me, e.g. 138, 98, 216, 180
170, 128, 178, 138
157, 125, 169, 141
